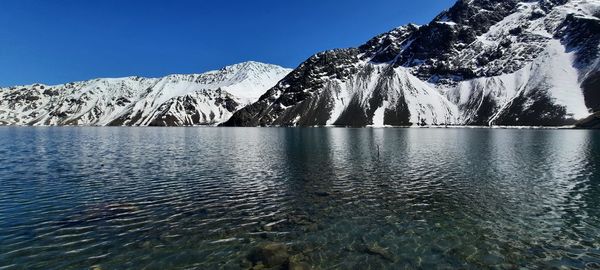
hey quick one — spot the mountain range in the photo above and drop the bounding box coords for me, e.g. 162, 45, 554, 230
1, 0, 599, 128
0, 62, 291, 126
224, 0, 600, 128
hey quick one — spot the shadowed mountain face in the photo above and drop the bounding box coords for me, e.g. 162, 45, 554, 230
224, 0, 600, 127
0, 62, 292, 126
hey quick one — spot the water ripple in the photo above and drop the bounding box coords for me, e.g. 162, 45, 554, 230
0, 127, 599, 269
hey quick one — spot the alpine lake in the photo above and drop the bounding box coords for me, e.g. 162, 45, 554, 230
1, 127, 599, 269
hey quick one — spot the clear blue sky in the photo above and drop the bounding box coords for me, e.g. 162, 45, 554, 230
0, 0, 456, 86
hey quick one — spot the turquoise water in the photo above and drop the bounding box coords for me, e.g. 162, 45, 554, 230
0, 127, 599, 269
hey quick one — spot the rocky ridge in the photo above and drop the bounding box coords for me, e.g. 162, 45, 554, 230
224, 0, 600, 127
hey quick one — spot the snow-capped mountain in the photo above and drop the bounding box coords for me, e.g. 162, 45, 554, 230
223, 0, 600, 127
0, 61, 291, 126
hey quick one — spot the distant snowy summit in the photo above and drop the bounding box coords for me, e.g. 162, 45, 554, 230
0, 61, 292, 126
224, 0, 600, 127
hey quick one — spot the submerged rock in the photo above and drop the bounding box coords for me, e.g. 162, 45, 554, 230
251, 262, 265, 270
314, 191, 331, 197
286, 213, 320, 233
287, 253, 312, 270
239, 258, 253, 269
365, 243, 396, 262
248, 242, 289, 268
288, 261, 311, 270
303, 223, 319, 232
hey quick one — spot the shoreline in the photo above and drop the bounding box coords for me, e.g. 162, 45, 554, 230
0, 124, 590, 130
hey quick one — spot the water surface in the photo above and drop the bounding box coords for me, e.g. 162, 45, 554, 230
1, 127, 599, 269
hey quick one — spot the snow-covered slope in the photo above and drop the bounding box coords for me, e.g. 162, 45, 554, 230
224, 0, 600, 127
0, 62, 291, 126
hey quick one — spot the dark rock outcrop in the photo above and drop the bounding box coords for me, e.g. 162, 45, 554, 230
576, 112, 600, 129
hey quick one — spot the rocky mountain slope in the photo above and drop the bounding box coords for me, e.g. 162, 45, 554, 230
0, 62, 291, 126
223, 0, 600, 127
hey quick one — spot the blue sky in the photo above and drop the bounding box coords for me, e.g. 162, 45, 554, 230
0, 0, 456, 86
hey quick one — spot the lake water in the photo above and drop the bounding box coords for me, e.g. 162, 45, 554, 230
0, 127, 599, 269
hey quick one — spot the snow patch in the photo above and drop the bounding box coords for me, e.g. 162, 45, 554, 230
369, 101, 389, 127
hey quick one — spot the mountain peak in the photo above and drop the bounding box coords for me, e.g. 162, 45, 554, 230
220, 61, 291, 73
223, 0, 599, 128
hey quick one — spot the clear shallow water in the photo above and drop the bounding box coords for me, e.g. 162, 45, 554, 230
0, 127, 599, 269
